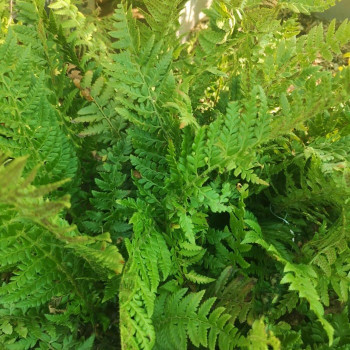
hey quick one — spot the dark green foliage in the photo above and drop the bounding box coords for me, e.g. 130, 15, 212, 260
1, 0, 350, 349
81, 138, 133, 238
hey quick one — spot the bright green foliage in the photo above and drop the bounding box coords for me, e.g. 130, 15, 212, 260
153, 288, 244, 350
246, 318, 280, 350
0, 30, 78, 185
0, 155, 124, 348
1, 0, 350, 348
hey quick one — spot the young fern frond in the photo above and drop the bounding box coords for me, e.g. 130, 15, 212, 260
197, 88, 271, 185
246, 318, 280, 350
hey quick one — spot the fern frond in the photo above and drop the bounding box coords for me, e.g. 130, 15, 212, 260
0, 310, 95, 349
242, 218, 335, 345
213, 271, 256, 324
205, 91, 270, 185
0, 30, 78, 186
153, 288, 245, 350
74, 76, 125, 138
82, 139, 132, 237
141, 0, 184, 36
278, 0, 337, 14
119, 205, 172, 349
0, 154, 125, 348
246, 318, 280, 350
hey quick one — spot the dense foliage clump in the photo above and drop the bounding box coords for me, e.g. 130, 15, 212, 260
0, 0, 350, 349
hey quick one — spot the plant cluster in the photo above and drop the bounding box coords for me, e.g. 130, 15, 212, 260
0, 0, 350, 349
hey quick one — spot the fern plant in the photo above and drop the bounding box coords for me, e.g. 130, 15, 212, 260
1, 0, 350, 348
